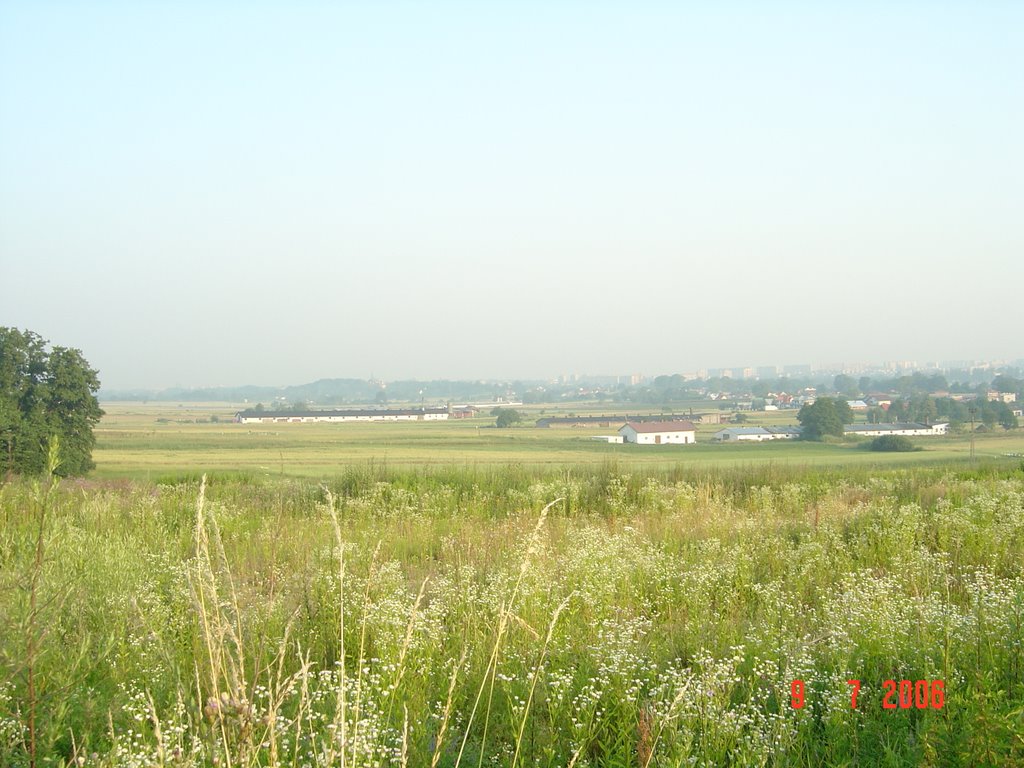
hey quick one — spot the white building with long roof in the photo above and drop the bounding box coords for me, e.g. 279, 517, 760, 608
619, 420, 697, 445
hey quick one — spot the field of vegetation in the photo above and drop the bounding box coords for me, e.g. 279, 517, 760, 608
3, 456, 1024, 766
92, 403, 1024, 479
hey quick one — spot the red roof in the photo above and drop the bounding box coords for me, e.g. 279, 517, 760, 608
622, 420, 697, 434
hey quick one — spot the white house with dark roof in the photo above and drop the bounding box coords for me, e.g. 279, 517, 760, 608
619, 420, 697, 445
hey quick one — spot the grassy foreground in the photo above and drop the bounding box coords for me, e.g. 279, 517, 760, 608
2, 463, 1024, 766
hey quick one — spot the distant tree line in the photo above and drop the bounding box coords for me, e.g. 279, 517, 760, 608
887, 396, 1017, 431
838, 371, 1023, 399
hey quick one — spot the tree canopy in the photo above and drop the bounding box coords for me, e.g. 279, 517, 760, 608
832, 374, 860, 397
0, 328, 103, 476
888, 395, 1018, 431
797, 397, 852, 441
491, 407, 523, 428
992, 374, 1022, 395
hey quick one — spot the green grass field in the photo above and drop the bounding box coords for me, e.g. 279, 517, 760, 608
93, 402, 1024, 478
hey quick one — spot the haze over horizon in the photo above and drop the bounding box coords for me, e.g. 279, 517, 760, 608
2, 2, 1022, 391
95, 355, 1023, 396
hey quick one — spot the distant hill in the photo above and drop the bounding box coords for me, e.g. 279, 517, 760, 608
99, 378, 535, 405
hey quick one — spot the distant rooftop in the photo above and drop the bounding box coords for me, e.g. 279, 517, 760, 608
536, 414, 690, 427
715, 426, 803, 435
622, 420, 697, 433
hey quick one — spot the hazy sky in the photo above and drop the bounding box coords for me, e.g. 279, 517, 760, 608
1, 2, 1021, 389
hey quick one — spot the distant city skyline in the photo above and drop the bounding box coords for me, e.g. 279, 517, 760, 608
96, 354, 1023, 397
3, 3, 1022, 390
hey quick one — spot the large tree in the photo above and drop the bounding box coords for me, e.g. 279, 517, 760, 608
0, 328, 103, 476
797, 397, 852, 441
492, 407, 523, 428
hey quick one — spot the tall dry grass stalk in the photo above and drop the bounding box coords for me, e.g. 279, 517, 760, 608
511, 593, 573, 767
322, 485, 428, 766
25, 438, 62, 768
641, 679, 693, 768
430, 648, 468, 768
455, 497, 563, 768
385, 576, 429, 729
349, 540, 381, 766
324, 486, 348, 766
190, 474, 301, 768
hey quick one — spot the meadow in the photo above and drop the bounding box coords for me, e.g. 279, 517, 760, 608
1, 404, 1023, 766
92, 403, 1024, 479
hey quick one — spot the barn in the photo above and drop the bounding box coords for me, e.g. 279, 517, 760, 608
619, 420, 697, 445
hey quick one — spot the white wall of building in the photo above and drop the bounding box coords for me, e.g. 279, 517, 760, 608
844, 424, 947, 437
238, 411, 450, 424
712, 429, 800, 442
620, 425, 695, 444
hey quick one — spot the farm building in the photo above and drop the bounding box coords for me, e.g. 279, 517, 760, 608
235, 407, 450, 424
535, 414, 693, 428
987, 391, 1017, 403
713, 426, 802, 442
843, 423, 948, 437
536, 415, 627, 428
619, 420, 697, 445
693, 413, 725, 424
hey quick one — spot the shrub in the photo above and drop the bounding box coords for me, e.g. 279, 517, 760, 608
869, 434, 916, 452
